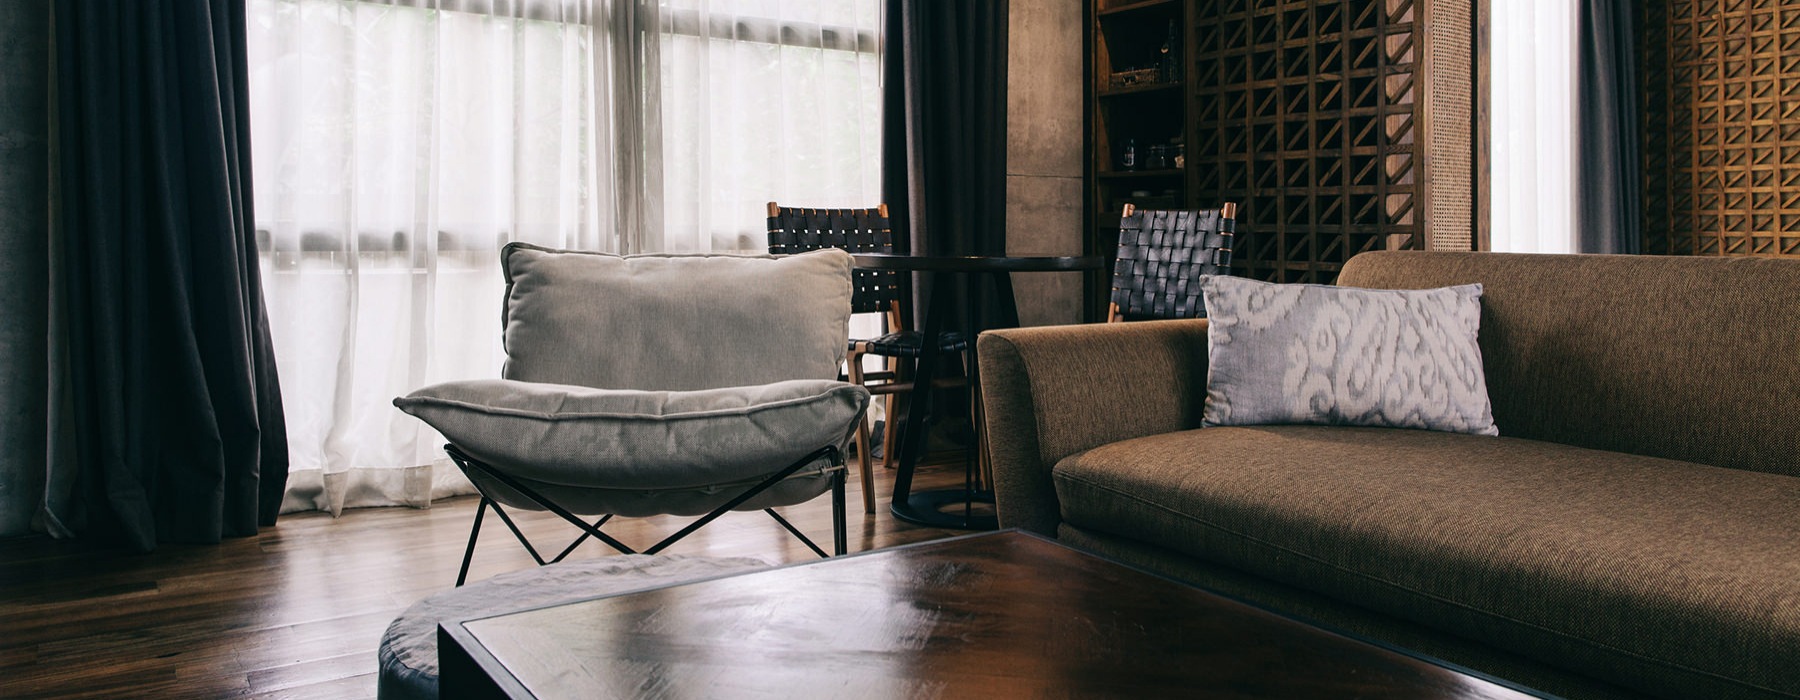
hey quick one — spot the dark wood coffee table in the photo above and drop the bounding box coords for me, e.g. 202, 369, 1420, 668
439, 531, 1545, 699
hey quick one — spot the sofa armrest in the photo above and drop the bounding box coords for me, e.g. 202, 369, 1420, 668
977, 319, 1211, 536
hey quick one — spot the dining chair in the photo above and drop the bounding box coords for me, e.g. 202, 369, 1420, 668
766, 203, 970, 514
1107, 202, 1238, 322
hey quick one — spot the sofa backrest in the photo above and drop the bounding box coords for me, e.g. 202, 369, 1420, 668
1337, 251, 1800, 478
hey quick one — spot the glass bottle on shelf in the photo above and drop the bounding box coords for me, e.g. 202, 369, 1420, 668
1158, 20, 1179, 83
1121, 138, 1137, 171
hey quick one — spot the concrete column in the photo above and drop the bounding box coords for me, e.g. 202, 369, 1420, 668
1006, 0, 1086, 327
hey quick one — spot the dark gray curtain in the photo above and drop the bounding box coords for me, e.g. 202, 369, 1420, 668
1576, 0, 1641, 254
883, 0, 1009, 327
53, 0, 288, 551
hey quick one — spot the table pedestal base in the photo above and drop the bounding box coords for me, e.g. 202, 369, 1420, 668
891, 489, 997, 530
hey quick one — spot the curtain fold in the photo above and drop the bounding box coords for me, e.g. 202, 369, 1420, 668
50, 0, 289, 550
883, 0, 1008, 328
1576, 0, 1641, 255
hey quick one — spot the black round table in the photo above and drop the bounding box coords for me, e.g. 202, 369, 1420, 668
852, 253, 1104, 530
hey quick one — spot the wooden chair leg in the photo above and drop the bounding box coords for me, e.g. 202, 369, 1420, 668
846, 350, 878, 514
852, 419, 876, 514
882, 392, 902, 471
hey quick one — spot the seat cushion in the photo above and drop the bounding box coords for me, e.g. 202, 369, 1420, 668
853, 330, 968, 358
1054, 425, 1800, 700
395, 378, 869, 516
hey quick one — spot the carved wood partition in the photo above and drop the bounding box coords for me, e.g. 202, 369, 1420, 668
1639, 0, 1800, 258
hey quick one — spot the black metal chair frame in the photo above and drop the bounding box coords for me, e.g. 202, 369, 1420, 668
446, 443, 848, 587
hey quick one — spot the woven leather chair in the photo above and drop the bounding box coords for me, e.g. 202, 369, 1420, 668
1107, 203, 1238, 322
766, 203, 969, 514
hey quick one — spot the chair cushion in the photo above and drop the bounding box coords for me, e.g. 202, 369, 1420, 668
853, 330, 968, 358
394, 378, 869, 516
501, 244, 854, 391
1199, 275, 1497, 436
1053, 425, 1800, 699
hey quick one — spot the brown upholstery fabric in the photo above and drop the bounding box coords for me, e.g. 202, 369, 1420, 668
1056, 527, 1643, 700
1056, 425, 1800, 700
977, 320, 1210, 535
1339, 251, 1800, 478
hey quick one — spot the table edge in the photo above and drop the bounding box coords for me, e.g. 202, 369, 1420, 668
446, 529, 1556, 700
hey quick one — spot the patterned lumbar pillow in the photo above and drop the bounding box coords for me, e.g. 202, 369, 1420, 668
1199, 275, 1498, 436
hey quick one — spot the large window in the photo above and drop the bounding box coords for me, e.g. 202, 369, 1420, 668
247, 0, 882, 514
1490, 0, 1577, 254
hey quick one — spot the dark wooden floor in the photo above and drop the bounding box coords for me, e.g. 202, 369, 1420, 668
0, 461, 974, 699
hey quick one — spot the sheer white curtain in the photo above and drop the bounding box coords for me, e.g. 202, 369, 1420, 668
1491, 0, 1578, 254
248, 0, 883, 515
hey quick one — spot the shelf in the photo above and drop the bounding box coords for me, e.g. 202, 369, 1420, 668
1097, 0, 1178, 19
1097, 169, 1184, 180
1098, 81, 1183, 98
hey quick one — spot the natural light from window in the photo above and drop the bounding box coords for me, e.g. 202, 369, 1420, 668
1490, 0, 1578, 254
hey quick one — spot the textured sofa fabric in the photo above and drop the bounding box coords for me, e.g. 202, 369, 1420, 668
978, 252, 1800, 700
1337, 252, 1800, 477
1059, 426, 1800, 699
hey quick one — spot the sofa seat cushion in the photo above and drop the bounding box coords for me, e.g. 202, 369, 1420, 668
1054, 425, 1800, 699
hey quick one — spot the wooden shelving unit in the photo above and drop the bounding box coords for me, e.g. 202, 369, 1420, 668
1085, 0, 1189, 320
1083, 0, 1454, 318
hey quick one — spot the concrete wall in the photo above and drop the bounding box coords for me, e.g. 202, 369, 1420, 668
0, 0, 52, 536
1006, 0, 1086, 327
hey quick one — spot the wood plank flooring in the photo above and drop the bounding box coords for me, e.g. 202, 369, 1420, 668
0, 461, 975, 699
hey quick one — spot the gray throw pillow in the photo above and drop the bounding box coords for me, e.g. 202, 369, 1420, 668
394, 378, 870, 515
1199, 275, 1498, 436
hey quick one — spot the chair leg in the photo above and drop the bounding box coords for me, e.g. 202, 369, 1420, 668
882, 393, 902, 470
832, 462, 848, 556
852, 420, 876, 514
446, 445, 639, 556
449, 443, 840, 561
765, 508, 828, 558
846, 351, 878, 514
455, 497, 490, 587
644, 445, 839, 555
488, 501, 548, 566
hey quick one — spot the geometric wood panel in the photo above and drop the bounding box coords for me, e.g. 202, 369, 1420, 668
1191, 0, 1429, 283
1639, 0, 1800, 257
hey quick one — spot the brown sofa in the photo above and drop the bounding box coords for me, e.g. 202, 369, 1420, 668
978, 251, 1800, 700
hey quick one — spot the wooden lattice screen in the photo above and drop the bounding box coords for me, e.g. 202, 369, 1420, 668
1639, 0, 1800, 257
1186, 0, 1473, 284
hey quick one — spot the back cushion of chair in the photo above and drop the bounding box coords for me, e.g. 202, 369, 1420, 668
500, 244, 853, 391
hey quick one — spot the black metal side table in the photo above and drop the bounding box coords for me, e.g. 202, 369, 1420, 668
851, 253, 1103, 530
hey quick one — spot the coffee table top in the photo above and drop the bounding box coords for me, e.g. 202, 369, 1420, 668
445, 531, 1543, 699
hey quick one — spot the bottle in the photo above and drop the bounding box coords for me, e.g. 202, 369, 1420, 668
1159, 20, 1178, 82
1121, 139, 1138, 171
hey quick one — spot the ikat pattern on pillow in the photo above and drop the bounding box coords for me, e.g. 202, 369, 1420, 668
1199, 275, 1498, 436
